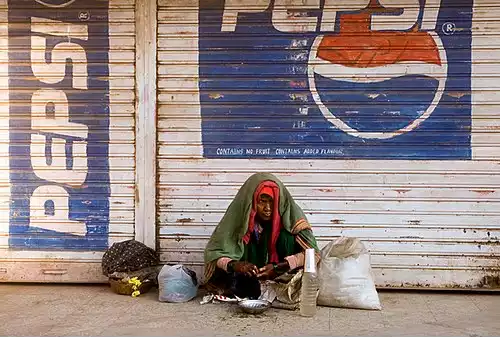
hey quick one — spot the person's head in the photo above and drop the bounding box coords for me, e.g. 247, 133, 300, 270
256, 193, 273, 222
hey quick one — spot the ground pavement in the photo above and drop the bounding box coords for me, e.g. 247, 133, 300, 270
0, 284, 499, 336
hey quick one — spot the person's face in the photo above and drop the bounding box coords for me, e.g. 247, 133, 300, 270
256, 194, 273, 221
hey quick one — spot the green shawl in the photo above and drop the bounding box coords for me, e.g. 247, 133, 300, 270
203, 172, 319, 282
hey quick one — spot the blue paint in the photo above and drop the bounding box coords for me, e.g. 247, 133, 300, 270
8, 0, 110, 250
199, 0, 473, 159
314, 75, 440, 132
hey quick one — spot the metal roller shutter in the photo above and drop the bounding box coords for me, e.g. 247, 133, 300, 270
157, 0, 500, 289
0, 0, 136, 282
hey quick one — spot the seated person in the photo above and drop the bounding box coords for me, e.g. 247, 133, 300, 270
203, 173, 319, 299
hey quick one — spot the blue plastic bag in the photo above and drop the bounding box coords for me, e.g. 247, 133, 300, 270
158, 264, 198, 303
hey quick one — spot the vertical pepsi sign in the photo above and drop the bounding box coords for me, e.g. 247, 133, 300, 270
8, 0, 110, 250
199, 0, 473, 159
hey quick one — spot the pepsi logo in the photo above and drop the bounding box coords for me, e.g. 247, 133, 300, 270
307, 7, 448, 140
35, 0, 76, 8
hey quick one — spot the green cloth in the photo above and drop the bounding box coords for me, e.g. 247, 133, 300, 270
204, 173, 319, 278
244, 226, 302, 268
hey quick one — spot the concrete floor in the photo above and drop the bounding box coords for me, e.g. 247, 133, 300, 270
0, 284, 499, 336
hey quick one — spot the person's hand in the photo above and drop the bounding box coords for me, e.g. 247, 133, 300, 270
232, 261, 258, 277
257, 264, 276, 280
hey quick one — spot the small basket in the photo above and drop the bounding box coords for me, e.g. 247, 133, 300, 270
109, 277, 154, 296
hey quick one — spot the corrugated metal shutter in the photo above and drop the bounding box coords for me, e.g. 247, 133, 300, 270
0, 0, 136, 282
158, 1, 500, 289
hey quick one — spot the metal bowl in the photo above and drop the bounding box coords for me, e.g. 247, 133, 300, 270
238, 299, 271, 315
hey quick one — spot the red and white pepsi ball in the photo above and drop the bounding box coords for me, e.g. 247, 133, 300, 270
308, 31, 448, 140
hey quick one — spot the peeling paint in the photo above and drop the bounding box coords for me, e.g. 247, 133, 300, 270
447, 91, 468, 99
477, 275, 500, 288
471, 189, 495, 195
173, 233, 191, 243
289, 93, 308, 102
289, 39, 308, 48
208, 93, 224, 100
299, 107, 309, 115
176, 218, 194, 223
289, 52, 307, 61
286, 11, 310, 19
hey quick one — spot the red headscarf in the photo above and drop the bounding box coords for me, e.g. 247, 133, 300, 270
242, 180, 282, 263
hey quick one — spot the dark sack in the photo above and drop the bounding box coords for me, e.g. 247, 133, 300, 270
102, 239, 159, 276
